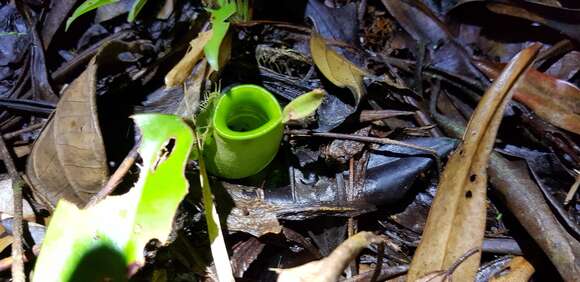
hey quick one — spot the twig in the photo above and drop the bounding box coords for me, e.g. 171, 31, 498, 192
287, 130, 441, 170
534, 39, 574, 71
564, 171, 580, 206
2, 122, 44, 140
369, 242, 384, 282
85, 143, 140, 208
446, 248, 480, 275
340, 264, 408, 282
359, 110, 414, 123
0, 134, 24, 282
234, 20, 311, 33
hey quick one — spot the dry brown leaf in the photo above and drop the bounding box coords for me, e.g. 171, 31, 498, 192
489, 256, 535, 282
175, 59, 208, 118
27, 52, 111, 208
475, 59, 580, 134
165, 30, 213, 87
274, 231, 383, 282
310, 32, 366, 105
408, 44, 541, 281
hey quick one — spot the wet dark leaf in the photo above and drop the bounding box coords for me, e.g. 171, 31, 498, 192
381, 0, 488, 85
231, 237, 265, 278
364, 137, 457, 205
305, 0, 358, 45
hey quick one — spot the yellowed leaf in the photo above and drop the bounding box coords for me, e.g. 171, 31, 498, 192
165, 30, 213, 87
490, 256, 535, 282
274, 231, 383, 282
407, 44, 541, 281
309, 32, 366, 105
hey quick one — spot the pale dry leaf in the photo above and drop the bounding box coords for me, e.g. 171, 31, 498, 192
274, 231, 383, 282
310, 32, 366, 105
408, 44, 541, 281
165, 30, 213, 87
489, 256, 535, 282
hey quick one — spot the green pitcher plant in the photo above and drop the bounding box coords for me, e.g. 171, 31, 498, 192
202, 85, 325, 179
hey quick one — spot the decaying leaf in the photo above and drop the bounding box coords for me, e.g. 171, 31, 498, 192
27, 56, 109, 208
408, 44, 540, 281
381, 0, 488, 85
33, 114, 194, 282
175, 59, 209, 118
282, 88, 325, 124
474, 59, 580, 134
485, 1, 580, 43
273, 231, 384, 282
310, 32, 366, 105
165, 31, 213, 88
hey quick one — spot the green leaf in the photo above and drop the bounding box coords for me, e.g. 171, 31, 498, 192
204, 1, 236, 71
66, 0, 119, 31
128, 0, 149, 22
282, 88, 325, 123
33, 114, 194, 282
193, 121, 235, 282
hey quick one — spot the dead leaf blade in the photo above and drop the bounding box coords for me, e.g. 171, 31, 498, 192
165, 30, 213, 87
274, 231, 383, 282
408, 44, 541, 281
475, 59, 580, 134
27, 57, 109, 207
310, 32, 365, 105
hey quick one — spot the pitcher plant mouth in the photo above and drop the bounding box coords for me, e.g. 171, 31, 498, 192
213, 84, 283, 141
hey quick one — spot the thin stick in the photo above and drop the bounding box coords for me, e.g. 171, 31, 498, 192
287, 130, 441, 169
0, 135, 24, 282
370, 243, 384, 282
564, 171, 580, 206
85, 143, 140, 208
3, 122, 44, 140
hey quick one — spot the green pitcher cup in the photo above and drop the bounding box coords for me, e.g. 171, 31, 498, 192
204, 84, 284, 179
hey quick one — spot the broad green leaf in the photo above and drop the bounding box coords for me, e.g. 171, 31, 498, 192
33, 114, 194, 282
66, 0, 119, 31
128, 0, 149, 22
282, 89, 325, 123
204, 1, 236, 71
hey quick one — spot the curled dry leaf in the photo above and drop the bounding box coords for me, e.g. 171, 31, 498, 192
274, 231, 384, 282
310, 32, 366, 105
27, 56, 108, 209
474, 59, 580, 135
408, 44, 540, 281
165, 30, 213, 88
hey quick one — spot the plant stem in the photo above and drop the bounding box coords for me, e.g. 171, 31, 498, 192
86, 143, 140, 207
0, 134, 24, 282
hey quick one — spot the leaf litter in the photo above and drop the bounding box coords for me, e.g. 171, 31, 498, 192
0, 0, 577, 281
